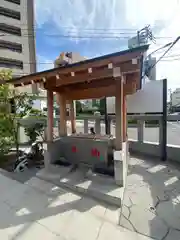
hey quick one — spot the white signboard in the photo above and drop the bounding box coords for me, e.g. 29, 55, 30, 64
107, 80, 164, 114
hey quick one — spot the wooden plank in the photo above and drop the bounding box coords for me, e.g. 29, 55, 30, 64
64, 85, 116, 100
50, 81, 137, 99
55, 77, 114, 92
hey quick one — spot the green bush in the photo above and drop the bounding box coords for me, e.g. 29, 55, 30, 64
24, 108, 46, 143
24, 123, 44, 143
0, 117, 14, 156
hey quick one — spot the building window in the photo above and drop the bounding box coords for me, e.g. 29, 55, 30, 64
0, 23, 21, 36
0, 40, 22, 52
0, 7, 20, 20
4, 0, 20, 5
0, 57, 23, 69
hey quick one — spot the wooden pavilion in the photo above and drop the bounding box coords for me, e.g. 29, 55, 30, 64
8, 45, 149, 151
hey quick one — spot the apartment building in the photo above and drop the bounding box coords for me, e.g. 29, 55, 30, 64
0, 0, 36, 93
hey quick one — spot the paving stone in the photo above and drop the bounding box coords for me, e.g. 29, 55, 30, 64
38, 207, 74, 236
75, 197, 107, 219
165, 229, 180, 240
0, 201, 18, 229
49, 191, 81, 207
64, 211, 102, 240
25, 177, 66, 197
156, 200, 180, 230
125, 185, 158, 208
123, 206, 168, 240
0, 174, 26, 200
7, 221, 60, 240
0, 201, 35, 239
6, 187, 52, 215
3, 182, 31, 205
104, 206, 120, 225
1, 156, 180, 240
98, 222, 154, 240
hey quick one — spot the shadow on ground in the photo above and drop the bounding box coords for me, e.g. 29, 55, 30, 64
120, 157, 180, 240
0, 169, 120, 240
0, 156, 180, 239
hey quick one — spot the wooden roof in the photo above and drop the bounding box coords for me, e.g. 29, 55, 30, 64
8, 45, 149, 100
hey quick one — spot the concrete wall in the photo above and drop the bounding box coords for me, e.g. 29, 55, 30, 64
129, 140, 180, 163
18, 114, 180, 164
78, 115, 180, 164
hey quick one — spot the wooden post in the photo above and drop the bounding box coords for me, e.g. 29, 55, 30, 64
114, 67, 123, 150
57, 93, 67, 136
122, 93, 127, 142
69, 99, 76, 134
47, 90, 54, 142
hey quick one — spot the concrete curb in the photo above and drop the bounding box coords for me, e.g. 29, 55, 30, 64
37, 167, 122, 207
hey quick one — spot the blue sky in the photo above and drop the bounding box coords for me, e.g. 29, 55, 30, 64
35, 0, 180, 90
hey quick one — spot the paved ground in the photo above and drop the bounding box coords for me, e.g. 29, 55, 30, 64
59, 121, 180, 146
121, 157, 180, 240
1, 157, 180, 239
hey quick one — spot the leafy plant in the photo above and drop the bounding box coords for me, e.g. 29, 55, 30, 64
24, 123, 45, 143
0, 69, 37, 156
24, 108, 46, 143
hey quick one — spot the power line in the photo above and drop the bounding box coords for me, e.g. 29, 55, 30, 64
0, 32, 174, 40
146, 42, 173, 58
0, 33, 138, 39
142, 36, 180, 79
149, 36, 180, 69
0, 24, 140, 31
163, 54, 180, 58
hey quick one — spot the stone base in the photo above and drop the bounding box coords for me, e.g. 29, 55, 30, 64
113, 141, 129, 187
36, 165, 123, 207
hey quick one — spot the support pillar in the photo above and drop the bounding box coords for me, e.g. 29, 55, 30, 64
113, 68, 124, 187
47, 90, 54, 142
122, 93, 127, 142
115, 74, 123, 150
45, 90, 53, 170
58, 93, 67, 136
69, 99, 76, 134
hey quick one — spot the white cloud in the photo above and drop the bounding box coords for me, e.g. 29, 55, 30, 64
35, 0, 180, 89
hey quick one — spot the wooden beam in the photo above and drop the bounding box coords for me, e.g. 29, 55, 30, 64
47, 68, 114, 88
45, 63, 140, 89
65, 85, 116, 100
56, 77, 114, 92
10, 49, 145, 86
45, 72, 139, 91
51, 76, 138, 97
